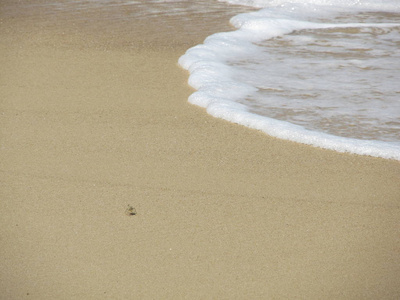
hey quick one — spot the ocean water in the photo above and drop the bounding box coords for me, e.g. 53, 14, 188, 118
4, 0, 399, 160
179, 0, 400, 160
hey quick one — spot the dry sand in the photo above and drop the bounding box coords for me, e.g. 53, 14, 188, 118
1, 1, 399, 299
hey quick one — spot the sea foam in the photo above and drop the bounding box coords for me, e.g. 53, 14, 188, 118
179, 0, 400, 160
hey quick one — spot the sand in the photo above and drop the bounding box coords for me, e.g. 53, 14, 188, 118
1, 1, 399, 299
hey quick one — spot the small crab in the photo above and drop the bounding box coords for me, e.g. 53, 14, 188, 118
125, 205, 137, 216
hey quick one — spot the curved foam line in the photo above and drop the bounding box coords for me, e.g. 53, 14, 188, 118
179, 6, 400, 161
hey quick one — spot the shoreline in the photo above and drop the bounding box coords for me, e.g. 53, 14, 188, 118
1, 2, 400, 299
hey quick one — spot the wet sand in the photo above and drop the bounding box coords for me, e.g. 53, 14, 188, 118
1, 1, 399, 299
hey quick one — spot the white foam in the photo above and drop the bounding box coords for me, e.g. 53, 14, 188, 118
179, 1, 400, 160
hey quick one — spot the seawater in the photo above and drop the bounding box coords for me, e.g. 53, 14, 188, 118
179, 0, 400, 160
7, 0, 398, 160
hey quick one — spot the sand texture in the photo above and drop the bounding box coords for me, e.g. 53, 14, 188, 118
1, 1, 400, 299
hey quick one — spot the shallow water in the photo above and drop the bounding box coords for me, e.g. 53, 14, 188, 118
2, 0, 399, 159
235, 13, 400, 142
179, 0, 400, 160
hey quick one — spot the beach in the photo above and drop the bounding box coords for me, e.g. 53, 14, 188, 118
1, 1, 400, 299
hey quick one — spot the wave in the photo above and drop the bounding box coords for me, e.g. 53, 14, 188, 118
179, 0, 400, 160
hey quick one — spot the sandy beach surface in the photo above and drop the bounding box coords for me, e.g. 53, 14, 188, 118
1, 1, 400, 299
